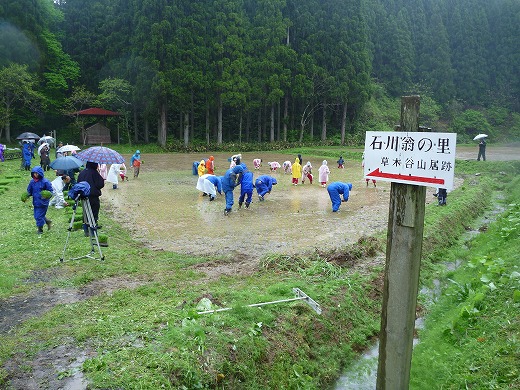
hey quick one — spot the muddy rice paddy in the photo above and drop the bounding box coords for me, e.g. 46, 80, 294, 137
104, 151, 448, 260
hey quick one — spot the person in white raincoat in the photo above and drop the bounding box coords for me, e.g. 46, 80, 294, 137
196, 174, 222, 201
49, 174, 70, 209
107, 163, 122, 189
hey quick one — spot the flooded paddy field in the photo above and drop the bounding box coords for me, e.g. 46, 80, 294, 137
104, 151, 444, 260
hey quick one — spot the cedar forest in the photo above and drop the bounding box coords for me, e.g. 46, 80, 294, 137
0, 0, 519, 147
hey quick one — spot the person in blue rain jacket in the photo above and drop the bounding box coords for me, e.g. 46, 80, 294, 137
238, 164, 254, 209
26, 166, 54, 235
255, 175, 278, 201
22, 142, 33, 170
327, 182, 353, 212
222, 164, 244, 215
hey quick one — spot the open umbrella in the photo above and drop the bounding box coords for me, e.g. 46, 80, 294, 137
38, 136, 55, 146
16, 132, 40, 141
473, 134, 488, 141
49, 156, 84, 171
37, 143, 50, 156
57, 144, 81, 153
76, 146, 125, 164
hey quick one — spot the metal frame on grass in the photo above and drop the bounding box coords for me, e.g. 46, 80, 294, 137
60, 195, 104, 262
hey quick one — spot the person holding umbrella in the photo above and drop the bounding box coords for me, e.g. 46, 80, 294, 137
77, 162, 105, 234
22, 141, 33, 170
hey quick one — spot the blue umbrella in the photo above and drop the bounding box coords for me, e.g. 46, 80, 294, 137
49, 156, 84, 170
76, 146, 125, 164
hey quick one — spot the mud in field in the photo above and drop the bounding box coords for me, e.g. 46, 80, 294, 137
105, 144, 520, 258
104, 152, 446, 260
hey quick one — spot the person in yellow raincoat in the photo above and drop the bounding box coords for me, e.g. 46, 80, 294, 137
198, 159, 206, 176
291, 157, 302, 185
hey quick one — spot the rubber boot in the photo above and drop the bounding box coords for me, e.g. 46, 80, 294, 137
45, 218, 52, 230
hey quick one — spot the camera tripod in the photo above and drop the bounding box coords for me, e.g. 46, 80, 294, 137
60, 195, 104, 262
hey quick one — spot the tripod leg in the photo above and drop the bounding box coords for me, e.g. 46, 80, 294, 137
82, 198, 104, 260
60, 197, 80, 262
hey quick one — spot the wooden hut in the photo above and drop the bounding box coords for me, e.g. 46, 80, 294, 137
82, 122, 112, 145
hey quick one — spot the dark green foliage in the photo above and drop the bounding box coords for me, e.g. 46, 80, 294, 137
2, 0, 520, 145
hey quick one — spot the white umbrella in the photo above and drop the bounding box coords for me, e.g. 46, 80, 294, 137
473, 134, 488, 141
37, 143, 50, 156
57, 144, 81, 153
38, 136, 55, 146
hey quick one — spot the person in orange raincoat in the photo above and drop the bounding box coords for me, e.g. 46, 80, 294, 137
206, 155, 215, 174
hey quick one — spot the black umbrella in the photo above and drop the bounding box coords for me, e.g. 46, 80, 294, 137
49, 156, 84, 170
16, 132, 40, 140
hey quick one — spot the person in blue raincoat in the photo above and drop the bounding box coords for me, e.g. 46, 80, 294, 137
255, 175, 277, 201
26, 166, 54, 235
327, 182, 353, 212
22, 142, 32, 170
238, 163, 254, 208
222, 164, 244, 215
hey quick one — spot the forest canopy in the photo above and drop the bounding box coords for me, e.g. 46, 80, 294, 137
1, 0, 519, 146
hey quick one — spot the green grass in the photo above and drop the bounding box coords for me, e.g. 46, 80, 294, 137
411, 175, 520, 389
1, 156, 519, 389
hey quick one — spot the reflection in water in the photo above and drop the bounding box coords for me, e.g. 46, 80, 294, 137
334, 343, 379, 390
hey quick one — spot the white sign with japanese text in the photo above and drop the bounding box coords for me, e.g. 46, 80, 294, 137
363, 131, 457, 190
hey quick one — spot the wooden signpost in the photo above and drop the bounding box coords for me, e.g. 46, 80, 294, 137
365, 96, 455, 390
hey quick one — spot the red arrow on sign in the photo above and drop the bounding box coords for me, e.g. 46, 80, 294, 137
367, 168, 445, 185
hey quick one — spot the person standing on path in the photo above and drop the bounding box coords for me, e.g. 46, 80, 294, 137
206, 155, 215, 175
477, 139, 486, 161
130, 150, 142, 178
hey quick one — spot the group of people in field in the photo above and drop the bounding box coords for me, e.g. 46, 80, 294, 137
195, 153, 354, 215
22, 148, 143, 237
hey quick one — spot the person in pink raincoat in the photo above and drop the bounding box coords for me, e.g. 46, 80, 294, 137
253, 158, 262, 169
362, 152, 376, 187
318, 160, 330, 187
99, 164, 108, 180
301, 161, 313, 184
282, 160, 292, 174
268, 161, 281, 172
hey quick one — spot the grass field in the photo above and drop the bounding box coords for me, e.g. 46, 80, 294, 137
0, 147, 518, 389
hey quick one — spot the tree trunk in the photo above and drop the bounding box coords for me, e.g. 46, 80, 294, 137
270, 104, 275, 142
310, 114, 314, 140
184, 112, 189, 146
283, 95, 288, 142
246, 110, 251, 143
217, 94, 223, 144
190, 90, 195, 142
321, 101, 327, 141
239, 110, 243, 144
341, 101, 348, 145
158, 101, 167, 147
277, 99, 281, 141
206, 105, 210, 146
5, 120, 11, 143
144, 119, 149, 143
133, 109, 138, 144
257, 108, 262, 143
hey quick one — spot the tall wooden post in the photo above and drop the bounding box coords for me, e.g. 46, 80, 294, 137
376, 96, 426, 390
